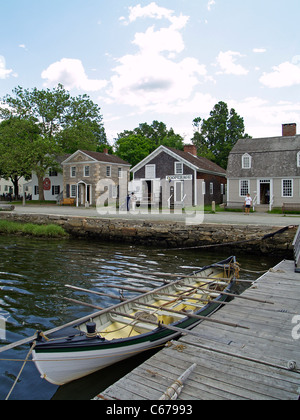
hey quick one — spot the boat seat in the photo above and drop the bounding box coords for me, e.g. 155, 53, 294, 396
108, 313, 158, 332
133, 304, 188, 321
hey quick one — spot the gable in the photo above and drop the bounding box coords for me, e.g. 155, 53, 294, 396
62, 150, 98, 165
131, 145, 226, 177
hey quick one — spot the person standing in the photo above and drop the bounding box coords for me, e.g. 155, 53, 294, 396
244, 193, 252, 214
131, 192, 137, 211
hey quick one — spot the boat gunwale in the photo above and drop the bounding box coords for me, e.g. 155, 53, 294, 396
33, 257, 237, 354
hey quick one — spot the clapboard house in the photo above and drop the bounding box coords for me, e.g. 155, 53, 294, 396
130, 145, 226, 208
226, 123, 300, 211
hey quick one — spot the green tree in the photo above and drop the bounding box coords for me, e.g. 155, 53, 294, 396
115, 120, 184, 166
0, 118, 39, 197
192, 101, 251, 169
0, 85, 107, 199
115, 133, 156, 167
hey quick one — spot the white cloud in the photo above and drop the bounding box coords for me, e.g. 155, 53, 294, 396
0, 56, 15, 79
133, 25, 185, 55
228, 96, 300, 137
105, 3, 208, 112
259, 61, 300, 88
253, 48, 266, 53
106, 51, 207, 109
41, 58, 108, 91
127, 2, 174, 23
207, 0, 216, 11
215, 51, 249, 76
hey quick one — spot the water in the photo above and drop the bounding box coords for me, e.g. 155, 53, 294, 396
0, 236, 282, 400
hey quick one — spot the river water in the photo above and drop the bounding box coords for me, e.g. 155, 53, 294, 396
0, 235, 283, 400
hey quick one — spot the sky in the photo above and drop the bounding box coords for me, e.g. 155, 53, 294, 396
1, 0, 300, 144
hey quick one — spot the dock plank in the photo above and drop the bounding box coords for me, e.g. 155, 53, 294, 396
97, 260, 300, 401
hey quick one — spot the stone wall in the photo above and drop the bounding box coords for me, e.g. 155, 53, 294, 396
0, 212, 296, 257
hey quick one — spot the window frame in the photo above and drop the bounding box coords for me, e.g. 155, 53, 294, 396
242, 153, 252, 169
239, 179, 250, 197
282, 179, 293, 198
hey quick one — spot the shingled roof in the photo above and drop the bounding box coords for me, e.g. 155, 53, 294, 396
62, 150, 130, 166
227, 134, 300, 178
166, 147, 226, 175
131, 145, 226, 177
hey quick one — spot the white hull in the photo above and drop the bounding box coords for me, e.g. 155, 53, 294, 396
32, 332, 179, 385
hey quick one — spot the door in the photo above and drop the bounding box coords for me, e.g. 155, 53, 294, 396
175, 181, 183, 203
260, 181, 270, 204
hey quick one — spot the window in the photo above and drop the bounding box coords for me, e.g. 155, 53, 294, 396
49, 168, 58, 177
70, 167, 76, 177
106, 166, 111, 177
202, 182, 206, 195
118, 168, 123, 178
297, 151, 300, 167
175, 162, 183, 175
210, 182, 214, 195
145, 164, 156, 179
84, 166, 90, 177
242, 154, 252, 169
70, 185, 77, 198
282, 179, 293, 197
240, 180, 249, 196
52, 186, 60, 195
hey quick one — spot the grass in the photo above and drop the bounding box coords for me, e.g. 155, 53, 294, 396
0, 220, 68, 238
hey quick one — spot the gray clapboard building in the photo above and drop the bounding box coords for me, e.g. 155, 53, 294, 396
226, 123, 300, 210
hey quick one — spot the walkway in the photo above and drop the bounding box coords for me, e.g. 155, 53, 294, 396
96, 259, 300, 400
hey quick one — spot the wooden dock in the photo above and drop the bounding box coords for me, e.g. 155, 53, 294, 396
96, 259, 300, 400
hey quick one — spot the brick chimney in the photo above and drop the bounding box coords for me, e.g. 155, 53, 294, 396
103, 148, 109, 154
282, 123, 297, 137
184, 144, 197, 156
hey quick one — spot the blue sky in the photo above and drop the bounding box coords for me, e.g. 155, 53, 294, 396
1, 0, 300, 143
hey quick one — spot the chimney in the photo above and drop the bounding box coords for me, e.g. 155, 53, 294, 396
282, 123, 297, 137
103, 148, 109, 155
184, 144, 197, 156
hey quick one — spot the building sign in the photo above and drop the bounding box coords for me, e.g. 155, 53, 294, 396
43, 178, 51, 191
166, 175, 193, 181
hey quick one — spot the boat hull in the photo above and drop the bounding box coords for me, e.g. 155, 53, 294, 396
32, 330, 180, 385
32, 257, 237, 385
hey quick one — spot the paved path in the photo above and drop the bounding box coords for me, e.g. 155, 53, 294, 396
10, 205, 300, 227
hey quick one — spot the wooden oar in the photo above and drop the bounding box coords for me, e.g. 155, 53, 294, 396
61, 296, 249, 335
65, 285, 127, 301
136, 271, 255, 284
62, 292, 248, 330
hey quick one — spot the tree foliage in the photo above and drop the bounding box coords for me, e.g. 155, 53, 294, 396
191, 101, 251, 169
0, 84, 107, 199
115, 120, 184, 166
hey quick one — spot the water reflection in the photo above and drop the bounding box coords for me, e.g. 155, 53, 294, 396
0, 236, 282, 400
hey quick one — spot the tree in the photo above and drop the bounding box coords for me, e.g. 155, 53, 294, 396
191, 101, 251, 169
114, 121, 184, 166
0, 118, 40, 197
0, 85, 107, 199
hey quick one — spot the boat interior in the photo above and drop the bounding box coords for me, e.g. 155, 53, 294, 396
76, 269, 233, 341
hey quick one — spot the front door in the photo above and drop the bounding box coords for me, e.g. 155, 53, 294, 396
260, 181, 270, 204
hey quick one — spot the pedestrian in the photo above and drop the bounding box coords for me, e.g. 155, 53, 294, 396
244, 193, 252, 214
131, 192, 137, 211
126, 194, 131, 211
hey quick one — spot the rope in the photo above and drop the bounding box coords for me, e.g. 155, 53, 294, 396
5, 341, 36, 400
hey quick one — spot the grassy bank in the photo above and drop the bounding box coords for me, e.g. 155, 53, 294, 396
0, 220, 68, 238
